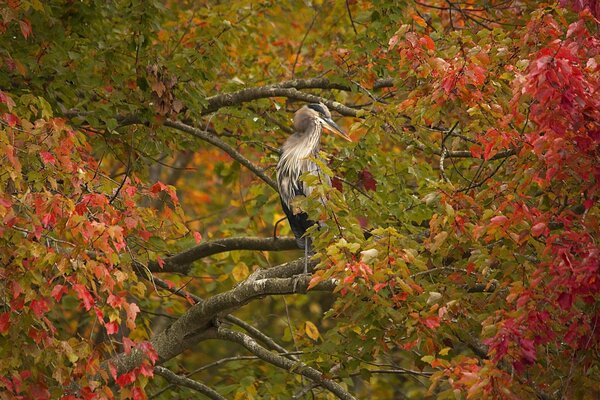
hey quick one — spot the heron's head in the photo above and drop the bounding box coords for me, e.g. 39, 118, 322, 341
295, 102, 351, 142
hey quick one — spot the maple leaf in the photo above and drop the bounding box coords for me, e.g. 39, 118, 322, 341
30, 298, 49, 318
105, 321, 119, 335
2, 112, 18, 127
39, 151, 56, 165
125, 302, 140, 330
73, 284, 95, 311
193, 231, 202, 244
359, 169, 377, 191
116, 371, 136, 387
0, 312, 10, 333
51, 285, 67, 302
19, 19, 32, 39
132, 387, 147, 400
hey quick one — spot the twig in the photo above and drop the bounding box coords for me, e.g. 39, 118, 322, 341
154, 366, 226, 400
292, 12, 318, 78
345, 0, 358, 34
217, 328, 357, 400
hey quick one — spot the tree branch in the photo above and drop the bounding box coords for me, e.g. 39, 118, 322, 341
224, 315, 298, 361
147, 236, 298, 273
105, 260, 334, 378
164, 119, 278, 190
154, 366, 226, 400
202, 86, 359, 117
217, 328, 357, 400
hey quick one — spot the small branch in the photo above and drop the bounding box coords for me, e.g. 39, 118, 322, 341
154, 366, 226, 400
224, 315, 298, 361
345, 0, 358, 34
217, 328, 357, 400
147, 236, 298, 273
292, 12, 318, 78
165, 119, 278, 190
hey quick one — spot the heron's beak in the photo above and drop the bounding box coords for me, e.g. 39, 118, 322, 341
320, 117, 352, 142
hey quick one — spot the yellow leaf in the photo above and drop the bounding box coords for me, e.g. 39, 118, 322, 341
305, 321, 320, 341
232, 263, 249, 282
439, 347, 451, 356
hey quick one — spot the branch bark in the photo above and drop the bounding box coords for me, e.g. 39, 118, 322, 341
105, 258, 333, 377
147, 236, 298, 273
164, 119, 278, 190
217, 328, 357, 400
154, 366, 226, 400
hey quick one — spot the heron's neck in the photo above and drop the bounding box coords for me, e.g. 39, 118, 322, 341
282, 128, 322, 161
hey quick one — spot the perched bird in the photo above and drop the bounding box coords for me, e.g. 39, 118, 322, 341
276, 103, 351, 271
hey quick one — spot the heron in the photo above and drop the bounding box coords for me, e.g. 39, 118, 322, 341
276, 102, 351, 273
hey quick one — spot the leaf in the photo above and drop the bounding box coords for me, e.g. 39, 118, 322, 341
105, 321, 119, 335
0, 312, 10, 333
2, 113, 18, 127
305, 321, 320, 341
125, 302, 140, 330
19, 19, 32, 39
30, 298, 49, 318
73, 284, 94, 311
51, 285, 67, 302
193, 231, 202, 244
531, 222, 547, 237
232, 263, 249, 281
490, 215, 508, 226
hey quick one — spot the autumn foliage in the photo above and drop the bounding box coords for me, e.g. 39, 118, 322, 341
0, 1, 599, 399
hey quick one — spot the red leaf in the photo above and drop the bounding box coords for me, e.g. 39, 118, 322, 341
150, 181, 167, 194
490, 215, 508, 225
30, 298, 49, 318
359, 169, 377, 191
39, 151, 56, 165
107, 294, 124, 309
373, 282, 388, 293
557, 292, 573, 310
420, 35, 435, 50
51, 284, 67, 302
125, 302, 140, 330
0, 312, 10, 333
2, 113, 18, 127
138, 341, 159, 363
156, 255, 165, 269
73, 284, 95, 311
19, 19, 32, 39
105, 321, 119, 335
116, 371, 136, 387
138, 230, 152, 241
531, 222, 547, 237
132, 387, 146, 400
423, 315, 440, 329
331, 176, 343, 192
193, 231, 202, 244
122, 336, 135, 354
584, 198, 594, 209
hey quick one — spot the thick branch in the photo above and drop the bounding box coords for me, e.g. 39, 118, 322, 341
148, 236, 298, 273
217, 328, 357, 400
106, 262, 334, 377
203, 87, 359, 117
154, 366, 226, 400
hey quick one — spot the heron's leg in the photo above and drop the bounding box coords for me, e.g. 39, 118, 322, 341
304, 243, 308, 274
